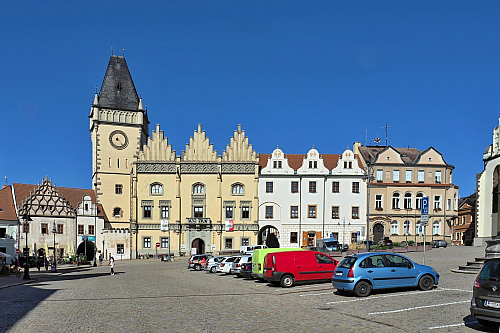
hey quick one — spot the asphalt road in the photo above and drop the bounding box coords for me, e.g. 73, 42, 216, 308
0, 245, 494, 333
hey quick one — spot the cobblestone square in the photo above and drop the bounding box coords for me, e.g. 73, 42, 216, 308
0, 246, 493, 333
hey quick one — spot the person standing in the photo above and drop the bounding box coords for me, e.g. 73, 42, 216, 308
109, 256, 115, 275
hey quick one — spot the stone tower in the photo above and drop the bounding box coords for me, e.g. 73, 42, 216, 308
89, 55, 149, 228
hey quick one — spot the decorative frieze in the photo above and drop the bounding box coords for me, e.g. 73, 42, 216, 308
136, 163, 176, 173
221, 163, 255, 174
180, 163, 218, 173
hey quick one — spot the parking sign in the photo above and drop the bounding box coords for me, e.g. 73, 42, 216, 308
421, 196, 429, 225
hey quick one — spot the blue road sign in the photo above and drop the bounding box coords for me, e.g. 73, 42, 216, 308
421, 197, 429, 215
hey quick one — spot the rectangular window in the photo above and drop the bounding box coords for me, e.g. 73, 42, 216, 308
194, 207, 203, 218
290, 232, 298, 243
143, 237, 151, 248
332, 182, 339, 193
57, 224, 64, 234
332, 206, 339, 219
161, 237, 169, 248
308, 205, 317, 218
309, 181, 317, 193
375, 195, 383, 209
265, 206, 273, 219
376, 169, 383, 182
225, 206, 233, 219
309, 161, 318, 168
143, 206, 152, 218
406, 170, 412, 183
241, 206, 250, 219
161, 206, 169, 219
291, 181, 299, 193
241, 238, 250, 246
78, 225, 84, 235
290, 206, 299, 219
41, 223, 48, 235
225, 238, 233, 249
352, 207, 359, 219
435, 171, 442, 183
393, 170, 400, 182
352, 182, 359, 193
88, 225, 95, 235
266, 182, 274, 193
418, 170, 424, 182
434, 195, 442, 210
117, 244, 124, 254
447, 198, 451, 211
115, 184, 122, 194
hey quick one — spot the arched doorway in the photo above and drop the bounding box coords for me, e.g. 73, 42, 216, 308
373, 223, 385, 244
191, 238, 205, 255
77, 240, 96, 261
258, 226, 280, 248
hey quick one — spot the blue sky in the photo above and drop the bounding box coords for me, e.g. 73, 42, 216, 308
1, 1, 499, 197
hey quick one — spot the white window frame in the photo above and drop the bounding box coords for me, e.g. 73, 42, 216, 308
393, 170, 400, 183
392, 193, 401, 209
406, 170, 412, 182
391, 221, 399, 235
376, 169, 383, 182
435, 171, 442, 183
418, 170, 424, 183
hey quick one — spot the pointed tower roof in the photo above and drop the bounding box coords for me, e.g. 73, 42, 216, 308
98, 55, 139, 111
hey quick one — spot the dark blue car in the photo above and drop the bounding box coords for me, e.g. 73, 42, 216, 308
332, 252, 439, 297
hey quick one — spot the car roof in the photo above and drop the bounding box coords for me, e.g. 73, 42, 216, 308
346, 252, 405, 259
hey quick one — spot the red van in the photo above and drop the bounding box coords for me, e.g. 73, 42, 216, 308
263, 250, 338, 287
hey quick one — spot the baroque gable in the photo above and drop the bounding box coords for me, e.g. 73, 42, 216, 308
182, 124, 217, 162
222, 124, 257, 162
139, 124, 176, 161
18, 177, 75, 218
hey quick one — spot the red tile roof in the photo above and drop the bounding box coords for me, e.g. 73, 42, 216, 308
0, 185, 18, 222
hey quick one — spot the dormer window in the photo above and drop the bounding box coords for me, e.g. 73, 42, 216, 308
273, 161, 282, 169
344, 161, 352, 169
309, 161, 317, 169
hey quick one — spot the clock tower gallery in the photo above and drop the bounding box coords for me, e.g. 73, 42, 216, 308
89, 55, 149, 229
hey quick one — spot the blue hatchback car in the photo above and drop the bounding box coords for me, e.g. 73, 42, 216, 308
332, 252, 439, 297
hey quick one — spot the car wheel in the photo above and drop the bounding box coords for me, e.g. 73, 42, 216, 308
210, 266, 216, 273
418, 275, 434, 291
280, 274, 295, 288
195, 264, 201, 271
354, 281, 371, 297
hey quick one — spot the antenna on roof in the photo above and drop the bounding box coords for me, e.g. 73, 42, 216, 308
111, 46, 113, 56
122, 48, 125, 57
383, 120, 389, 146
4, 176, 7, 185
374, 137, 381, 146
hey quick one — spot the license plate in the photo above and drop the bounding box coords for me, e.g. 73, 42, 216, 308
335, 272, 343, 276
485, 300, 500, 308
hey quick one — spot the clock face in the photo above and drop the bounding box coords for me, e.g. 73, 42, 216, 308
109, 130, 129, 150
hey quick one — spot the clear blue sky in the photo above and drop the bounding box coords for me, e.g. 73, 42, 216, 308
1, 1, 499, 197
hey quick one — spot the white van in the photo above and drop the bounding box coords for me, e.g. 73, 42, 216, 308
240, 245, 268, 254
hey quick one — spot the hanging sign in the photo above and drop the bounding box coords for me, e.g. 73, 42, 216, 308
225, 220, 234, 231
161, 220, 169, 232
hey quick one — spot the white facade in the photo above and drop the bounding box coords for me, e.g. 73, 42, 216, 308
258, 147, 367, 248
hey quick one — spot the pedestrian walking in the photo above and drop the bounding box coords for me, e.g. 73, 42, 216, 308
45, 258, 49, 271
99, 254, 103, 266
36, 258, 41, 271
108, 256, 115, 275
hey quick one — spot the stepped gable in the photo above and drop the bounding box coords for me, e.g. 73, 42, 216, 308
222, 124, 257, 162
139, 124, 176, 161
97, 55, 139, 111
181, 124, 217, 162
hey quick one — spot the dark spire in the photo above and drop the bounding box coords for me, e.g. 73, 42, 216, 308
98, 55, 139, 111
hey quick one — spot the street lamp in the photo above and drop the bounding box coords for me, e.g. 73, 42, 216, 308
93, 183, 98, 267
52, 222, 57, 272
338, 217, 350, 250
22, 213, 32, 280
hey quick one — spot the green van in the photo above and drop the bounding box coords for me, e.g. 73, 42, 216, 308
251, 248, 303, 279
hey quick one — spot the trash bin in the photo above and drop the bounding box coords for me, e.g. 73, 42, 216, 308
51, 263, 56, 272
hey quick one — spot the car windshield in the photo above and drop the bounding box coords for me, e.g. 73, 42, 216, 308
480, 260, 500, 280
338, 256, 357, 269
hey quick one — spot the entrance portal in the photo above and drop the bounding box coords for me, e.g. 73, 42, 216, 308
77, 240, 96, 261
191, 238, 205, 255
258, 226, 280, 248
373, 223, 384, 244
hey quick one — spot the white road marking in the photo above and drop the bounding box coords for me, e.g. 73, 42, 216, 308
326, 290, 435, 304
368, 300, 469, 315
428, 323, 466, 329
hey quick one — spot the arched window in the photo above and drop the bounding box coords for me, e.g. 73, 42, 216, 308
404, 220, 411, 235
192, 183, 205, 194
404, 192, 413, 209
231, 183, 244, 195
392, 192, 400, 209
391, 221, 399, 235
432, 221, 441, 235
150, 183, 163, 195
415, 193, 424, 210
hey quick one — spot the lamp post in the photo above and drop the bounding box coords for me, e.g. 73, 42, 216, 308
93, 183, 98, 267
338, 217, 350, 250
22, 214, 32, 280
52, 222, 57, 272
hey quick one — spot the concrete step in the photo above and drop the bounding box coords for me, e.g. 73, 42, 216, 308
458, 265, 481, 272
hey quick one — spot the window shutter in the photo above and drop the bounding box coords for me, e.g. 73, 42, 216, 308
302, 231, 308, 247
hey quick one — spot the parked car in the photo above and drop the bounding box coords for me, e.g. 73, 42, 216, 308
240, 245, 268, 254
358, 240, 376, 247
252, 248, 303, 279
217, 256, 240, 274
471, 258, 500, 327
188, 254, 213, 270
263, 250, 338, 287
332, 252, 439, 297
379, 237, 393, 248
232, 255, 251, 276
240, 261, 253, 278
431, 240, 448, 248
205, 256, 225, 273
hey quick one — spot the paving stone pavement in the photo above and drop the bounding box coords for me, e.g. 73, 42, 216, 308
0, 246, 495, 333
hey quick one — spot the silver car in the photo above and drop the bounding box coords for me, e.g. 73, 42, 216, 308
205, 256, 225, 273
232, 255, 251, 276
